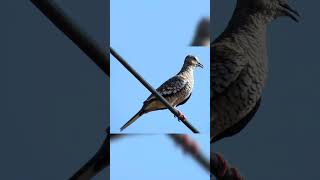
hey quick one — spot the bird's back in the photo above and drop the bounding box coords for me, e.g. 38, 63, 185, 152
211, 21, 268, 142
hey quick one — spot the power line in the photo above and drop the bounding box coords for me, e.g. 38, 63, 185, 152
29, 1, 205, 179
169, 135, 210, 172
110, 48, 199, 133
30, 0, 110, 76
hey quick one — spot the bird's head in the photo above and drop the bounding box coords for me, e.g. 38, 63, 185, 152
237, 0, 300, 22
184, 55, 203, 69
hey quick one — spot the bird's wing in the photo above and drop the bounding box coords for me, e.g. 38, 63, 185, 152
211, 98, 262, 143
177, 93, 192, 107
211, 43, 247, 97
145, 76, 188, 103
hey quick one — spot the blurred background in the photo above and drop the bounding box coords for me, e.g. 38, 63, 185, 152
212, 1, 320, 179
2, 1, 108, 179
111, 135, 210, 180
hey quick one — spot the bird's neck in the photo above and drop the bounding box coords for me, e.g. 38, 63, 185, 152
221, 8, 270, 47
177, 65, 194, 77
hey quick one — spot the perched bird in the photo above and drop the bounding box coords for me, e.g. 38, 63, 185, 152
211, 0, 300, 143
120, 55, 203, 131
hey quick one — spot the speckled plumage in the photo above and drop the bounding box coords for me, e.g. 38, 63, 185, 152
120, 55, 203, 131
211, 0, 299, 143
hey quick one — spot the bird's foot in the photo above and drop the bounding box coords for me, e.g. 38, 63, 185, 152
175, 110, 186, 122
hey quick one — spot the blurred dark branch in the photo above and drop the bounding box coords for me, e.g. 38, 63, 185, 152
211, 152, 243, 180
69, 133, 109, 180
110, 48, 199, 133
168, 135, 244, 179
30, 0, 110, 76
29, 0, 214, 179
68, 128, 124, 180
108, 134, 210, 173
29, 1, 111, 179
69, 133, 212, 179
191, 17, 210, 46
169, 135, 210, 172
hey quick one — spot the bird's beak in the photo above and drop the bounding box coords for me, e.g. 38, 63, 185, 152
280, 3, 300, 23
197, 62, 204, 68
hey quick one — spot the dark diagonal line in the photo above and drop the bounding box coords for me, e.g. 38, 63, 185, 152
30, 0, 110, 76
110, 47, 199, 133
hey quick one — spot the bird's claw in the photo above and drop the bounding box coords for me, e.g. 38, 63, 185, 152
175, 110, 186, 121
174, 115, 181, 122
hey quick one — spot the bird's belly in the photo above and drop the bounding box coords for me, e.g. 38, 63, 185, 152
143, 100, 167, 112
143, 83, 193, 113
175, 83, 193, 105
143, 92, 190, 113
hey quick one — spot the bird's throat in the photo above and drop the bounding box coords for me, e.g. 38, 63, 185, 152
177, 66, 194, 85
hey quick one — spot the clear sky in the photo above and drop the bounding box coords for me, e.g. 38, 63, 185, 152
110, 0, 210, 134
111, 135, 210, 180
110, 47, 209, 134
212, 1, 320, 179
110, 1, 210, 180
111, 0, 210, 48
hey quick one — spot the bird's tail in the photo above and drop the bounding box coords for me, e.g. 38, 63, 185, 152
120, 109, 144, 131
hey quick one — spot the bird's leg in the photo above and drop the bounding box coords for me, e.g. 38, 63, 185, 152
173, 106, 180, 120
174, 107, 186, 122
173, 113, 180, 121
175, 110, 186, 122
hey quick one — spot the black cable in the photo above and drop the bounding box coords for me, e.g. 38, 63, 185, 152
30, 0, 110, 76
110, 47, 199, 133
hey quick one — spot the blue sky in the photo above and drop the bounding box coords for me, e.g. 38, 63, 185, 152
111, 135, 210, 180
110, 47, 209, 133
110, 1, 210, 179
110, 1, 209, 134
110, 0, 210, 48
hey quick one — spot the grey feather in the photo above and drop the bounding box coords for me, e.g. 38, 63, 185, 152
211, 0, 299, 142
120, 55, 203, 131
145, 76, 188, 103
120, 109, 143, 131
